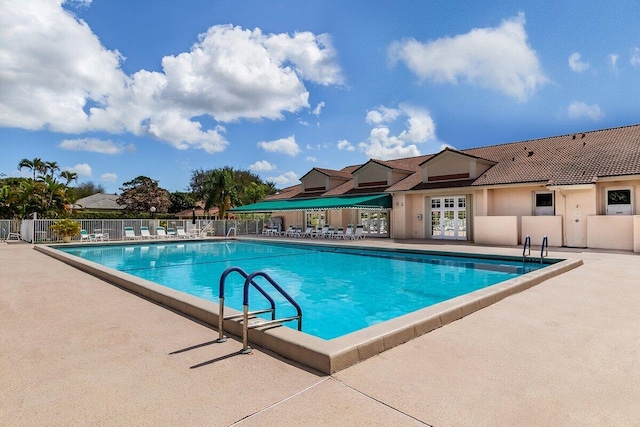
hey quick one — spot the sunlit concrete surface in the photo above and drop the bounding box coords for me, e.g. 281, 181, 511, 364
1, 240, 638, 426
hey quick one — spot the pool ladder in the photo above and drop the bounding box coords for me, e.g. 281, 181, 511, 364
216, 266, 302, 354
523, 235, 549, 264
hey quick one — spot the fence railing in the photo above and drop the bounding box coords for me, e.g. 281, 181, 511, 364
7, 219, 267, 243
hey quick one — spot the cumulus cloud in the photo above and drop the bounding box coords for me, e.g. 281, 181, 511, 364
100, 172, 118, 182
359, 104, 438, 160
568, 52, 590, 73
337, 139, 355, 151
631, 47, 640, 67
65, 163, 92, 177
568, 101, 604, 121
0, 2, 343, 153
388, 12, 548, 101
266, 171, 299, 186
249, 160, 277, 172
306, 156, 317, 162
257, 135, 301, 156
58, 138, 134, 154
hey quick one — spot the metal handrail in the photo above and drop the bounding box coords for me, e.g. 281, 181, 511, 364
226, 227, 236, 238
217, 266, 276, 343
242, 270, 302, 353
522, 235, 531, 262
540, 235, 548, 264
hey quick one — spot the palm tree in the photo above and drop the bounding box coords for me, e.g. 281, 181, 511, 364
202, 167, 237, 219
18, 157, 46, 180
44, 161, 60, 180
60, 170, 78, 186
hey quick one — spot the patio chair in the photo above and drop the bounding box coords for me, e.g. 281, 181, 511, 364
314, 225, 329, 238
140, 226, 153, 239
333, 227, 344, 239
167, 228, 177, 237
344, 224, 354, 240
354, 225, 365, 240
283, 225, 295, 237
326, 226, 335, 239
93, 229, 107, 241
300, 227, 314, 238
176, 227, 189, 239
80, 229, 92, 242
156, 226, 168, 238
124, 226, 141, 240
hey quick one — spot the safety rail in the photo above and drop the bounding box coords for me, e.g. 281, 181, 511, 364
225, 227, 236, 238
540, 235, 549, 264
522, 235, 531, 262
242, 271, 302, 354
216, 267, 277, 343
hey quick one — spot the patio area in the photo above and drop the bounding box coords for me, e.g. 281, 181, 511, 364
1, 240, 638, 426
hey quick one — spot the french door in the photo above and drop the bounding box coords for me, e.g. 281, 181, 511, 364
430, 196, 467, 240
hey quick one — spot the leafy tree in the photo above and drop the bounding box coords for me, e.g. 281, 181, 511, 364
60, 170, 78, 186
168, 191, 196, 213
190, 167, 276, 218
117, 176, 170, 214
71, 181, 106, 200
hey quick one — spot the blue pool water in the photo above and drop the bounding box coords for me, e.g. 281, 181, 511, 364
59, 241, 546, 340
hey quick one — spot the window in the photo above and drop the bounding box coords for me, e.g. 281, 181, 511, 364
534, 192, 554, 216
606, 188, 632, 215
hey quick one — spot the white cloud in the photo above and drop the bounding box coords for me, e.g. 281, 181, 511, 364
388, 12, 548, 101
312, 102, 325, 116
306, 156, 317, 162
266, 171, 299, 186
568, 101, 604, 121
64, 0, 93, 7
359, 104, 438, 160
337, 139, 355, 151
249, 160, 276, 172
630, 47, 640, 67
568, 52, 590, 73
65, 163, 92, 177
365, 106, 401, 125
0, 3, 343, 152
257, 135, 301, 156
100, 172, 118, 183
58, 138, 134, 154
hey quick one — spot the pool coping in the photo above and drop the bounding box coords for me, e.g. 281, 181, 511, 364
35, 241, 583, 374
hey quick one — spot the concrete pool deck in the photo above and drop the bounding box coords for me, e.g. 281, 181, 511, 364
1, 240, 639, 426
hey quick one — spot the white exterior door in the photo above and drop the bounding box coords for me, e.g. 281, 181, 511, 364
430, 196, 467, 240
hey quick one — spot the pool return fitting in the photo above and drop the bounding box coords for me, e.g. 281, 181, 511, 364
217, 266, 303, 354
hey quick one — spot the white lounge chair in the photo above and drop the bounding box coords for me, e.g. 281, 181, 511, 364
140, 226, 152, 239
326, 226, 335, 239
344, 224, 354, 240
315, 225, 329, 238
283, 225, 295, 237
156, 227, 168, 238
124, 227, 140, 240
300, 227, 314, 238
176, 227, 189, 239
354, 225, 365, 240
334, 227, 344, 239
80, 229, 92, 242
167, 228, 177, 237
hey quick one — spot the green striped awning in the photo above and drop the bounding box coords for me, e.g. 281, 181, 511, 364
229, 194, 392, 213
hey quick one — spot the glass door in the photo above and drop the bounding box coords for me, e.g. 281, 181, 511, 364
429, 196, 467, 240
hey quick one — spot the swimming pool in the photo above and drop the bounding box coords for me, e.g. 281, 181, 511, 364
58, 240, 547, 340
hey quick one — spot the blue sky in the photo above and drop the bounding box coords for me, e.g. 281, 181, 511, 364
2, 0, 640, 194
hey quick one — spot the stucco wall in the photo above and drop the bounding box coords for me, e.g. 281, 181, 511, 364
635, 216, 640, 253
358, 163, 386, 184
428, 154, 469, 177
474, 216, 518, 246
521, 216, 563, 247
302, 170, 326, 190
586, 215, 634, 250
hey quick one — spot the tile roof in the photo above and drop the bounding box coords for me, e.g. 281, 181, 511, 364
74, 193, 125, 210
264, 124, 640, 200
